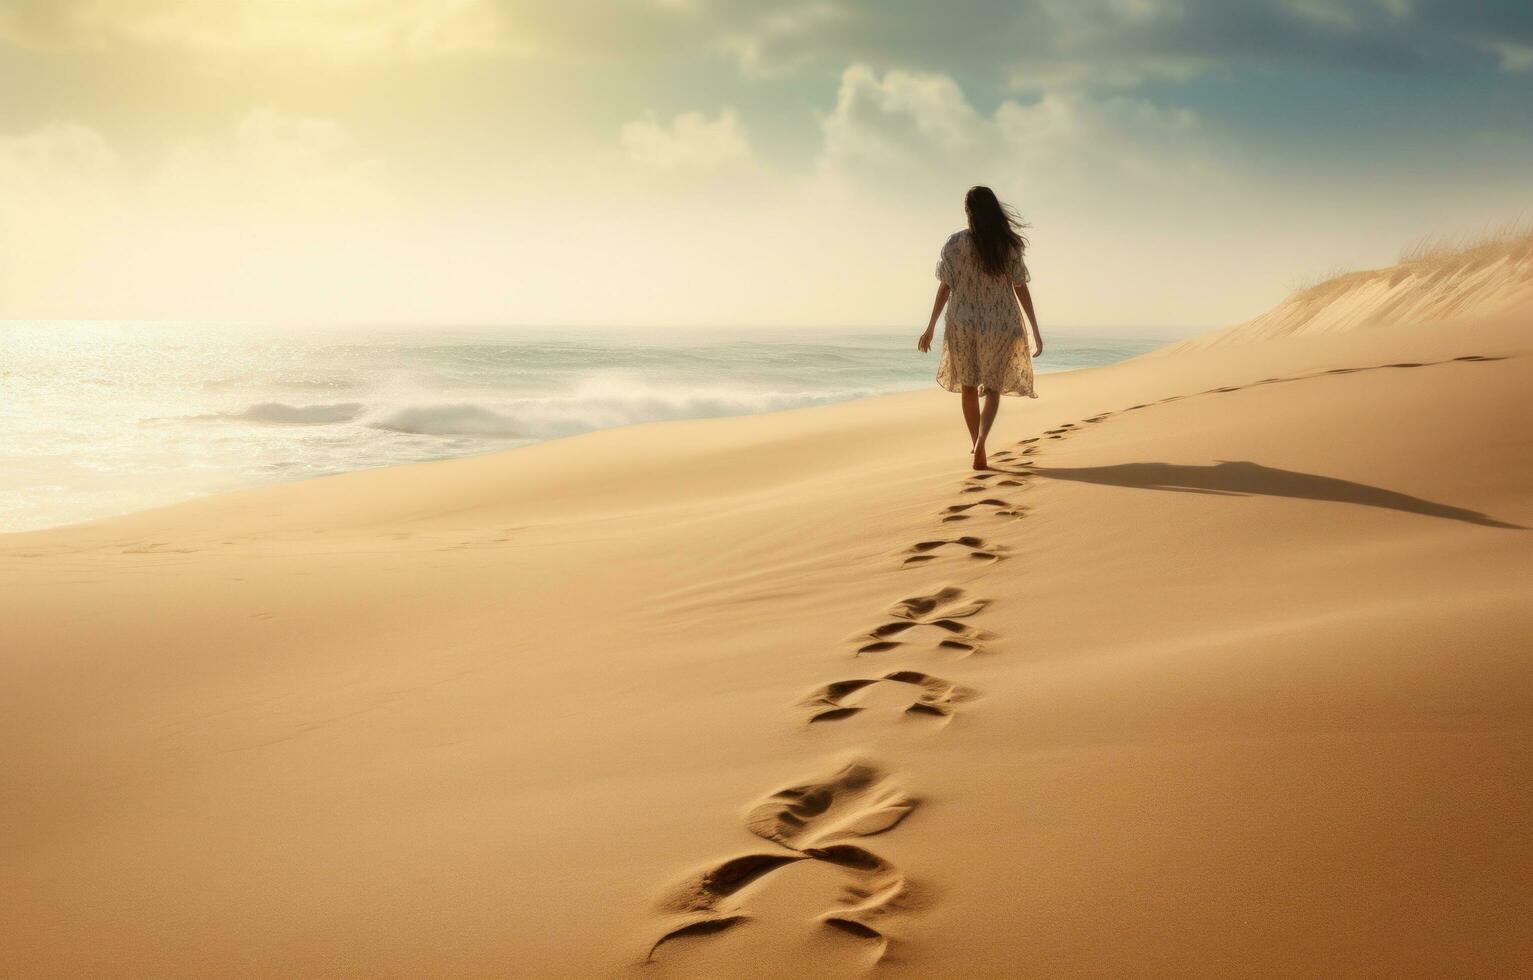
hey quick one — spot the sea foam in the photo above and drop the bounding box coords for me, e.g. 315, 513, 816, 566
237, 402, 365, 424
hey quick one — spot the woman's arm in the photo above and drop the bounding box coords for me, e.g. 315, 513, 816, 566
918, 282, 950, 353
1015, 283, 1043, 358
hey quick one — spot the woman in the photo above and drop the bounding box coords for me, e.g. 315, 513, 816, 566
917, 186, 1043, 470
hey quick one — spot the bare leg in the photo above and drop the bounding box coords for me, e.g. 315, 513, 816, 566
973, 389, 1001, 470
960, 386, 981, 449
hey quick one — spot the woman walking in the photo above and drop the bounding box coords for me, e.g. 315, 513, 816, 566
917, 186, 1043, 470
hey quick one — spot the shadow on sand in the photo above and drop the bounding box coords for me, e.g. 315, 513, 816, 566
1028, 459, 1525, 530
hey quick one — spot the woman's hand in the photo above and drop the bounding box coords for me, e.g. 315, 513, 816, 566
920, 282, 949, 354
1015, 283, 1042, 359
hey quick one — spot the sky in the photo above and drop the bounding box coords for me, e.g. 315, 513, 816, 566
0, 0, 1530, 334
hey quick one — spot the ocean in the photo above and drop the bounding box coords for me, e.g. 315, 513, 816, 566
0, 323, 1166, 532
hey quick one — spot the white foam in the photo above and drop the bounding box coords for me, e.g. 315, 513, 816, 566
365, 375, 858, 440
238, 402, 365, 424
368, 403, 525, 436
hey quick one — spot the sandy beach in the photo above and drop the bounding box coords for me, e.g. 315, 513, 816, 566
3, 250, 1532, 977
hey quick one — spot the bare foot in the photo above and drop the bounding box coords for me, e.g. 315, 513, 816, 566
972, 446, 989, 470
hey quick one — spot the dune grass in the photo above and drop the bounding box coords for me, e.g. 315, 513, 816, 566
1285, 221, 1533, 303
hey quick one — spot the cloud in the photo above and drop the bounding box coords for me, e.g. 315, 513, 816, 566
620, 108, 753, 173
711, 3, 851, 77
815, 62, 1216, 200
819, 64, 979, 171
0, 0, 510, 63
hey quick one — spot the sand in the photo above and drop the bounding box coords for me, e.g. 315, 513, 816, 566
3, 267, 1532, 976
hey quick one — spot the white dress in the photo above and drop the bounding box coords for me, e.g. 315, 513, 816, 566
934, 229, 1037, 398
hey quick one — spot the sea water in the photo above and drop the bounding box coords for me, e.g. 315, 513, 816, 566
0, 322, 1166, 532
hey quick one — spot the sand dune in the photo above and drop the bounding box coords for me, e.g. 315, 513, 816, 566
3, 297, 1532, 974
1166, 232, 1533, 353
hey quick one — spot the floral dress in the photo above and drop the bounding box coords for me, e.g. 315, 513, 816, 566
934, 229, 1036, 398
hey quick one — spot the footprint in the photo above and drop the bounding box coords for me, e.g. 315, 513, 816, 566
942, 498, 1023, 521
651, 845, 911, 964
888, 586, 988, 621
856, 588, 991, 655
804, 671, 975, 722
744, 762, 917, 849
944, 503, 1017, 518
964, 475, 1026, 493
649, 764, 918, 959
902, 537, 1006, 566
863, 625, 978, 650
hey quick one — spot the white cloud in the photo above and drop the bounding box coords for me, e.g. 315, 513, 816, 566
998, 90, 1207, 186
620, 108, 753, 173
818, 64, 980, 172
816, 62, 1213, 197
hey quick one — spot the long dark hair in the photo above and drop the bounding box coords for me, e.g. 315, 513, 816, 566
964, 185, 1028, 277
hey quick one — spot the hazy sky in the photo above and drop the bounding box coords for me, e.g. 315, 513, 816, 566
1, 0, 1530, 332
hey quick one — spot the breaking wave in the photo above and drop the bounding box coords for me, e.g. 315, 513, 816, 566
236, 402, 365, 424
364, 377, 865, 440
368, 403, 525, 436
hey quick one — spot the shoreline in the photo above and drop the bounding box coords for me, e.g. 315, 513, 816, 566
1, 333, 1167, 537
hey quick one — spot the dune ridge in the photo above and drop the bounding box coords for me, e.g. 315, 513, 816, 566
2, 267, 1532, 975
1165, 230, 1533, 353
